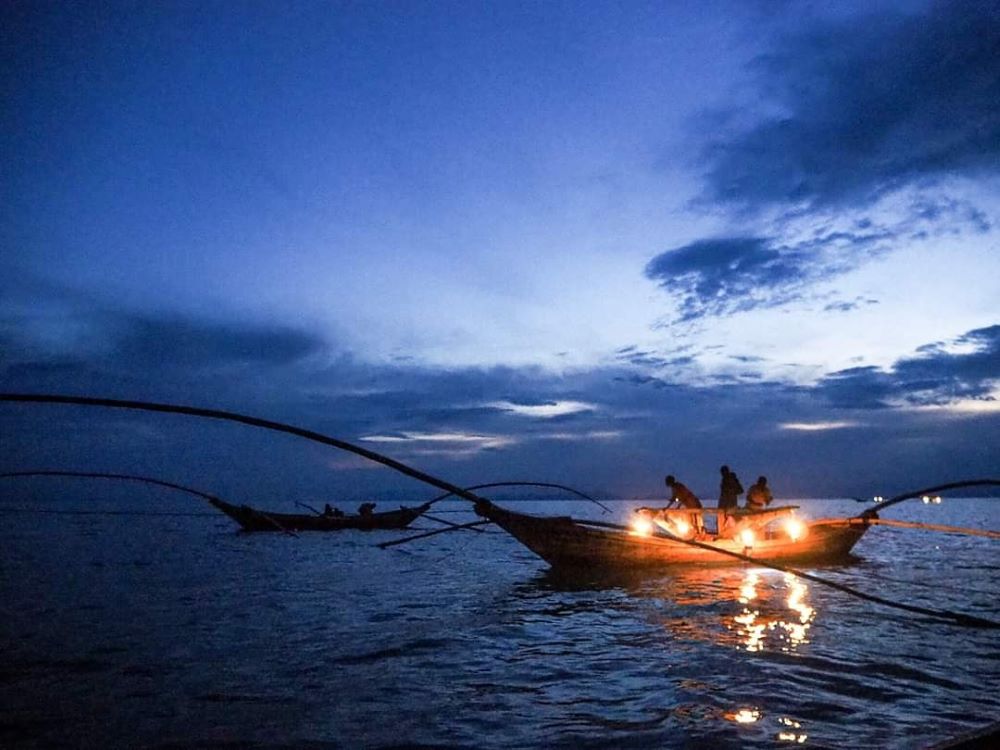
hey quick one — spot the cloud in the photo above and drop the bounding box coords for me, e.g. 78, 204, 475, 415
0, 279, 327, 375
644, 235, 847, 320
823, 297, 879, 314
2, 284, 998, 497
536, 430, 622, 441
111, 314, 326, 369
780, 421, 859, 432
487, 400, 596, 418
645, 237, 799, 320
816, 323, 1000, 409
359, 431, 517, 457
701, 1, 1000, 211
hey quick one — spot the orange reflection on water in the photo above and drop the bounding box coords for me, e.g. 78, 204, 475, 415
729, 569, 816, 653
726, 708, 761, 723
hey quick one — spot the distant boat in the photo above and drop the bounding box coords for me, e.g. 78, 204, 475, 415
473, 502, 869, 569
208, 497, 431, 532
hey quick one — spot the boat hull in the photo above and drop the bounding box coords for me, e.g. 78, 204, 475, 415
477, 503, 868, 570
209, 498, 429, 532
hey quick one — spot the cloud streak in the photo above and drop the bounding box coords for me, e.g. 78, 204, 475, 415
487, 400, 596, 418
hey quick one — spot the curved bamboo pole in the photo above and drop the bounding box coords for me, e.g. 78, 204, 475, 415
0, 469, 223, 504
0, 393, 492, 505
0, 469, 298, 537
860, 479, 1000, 516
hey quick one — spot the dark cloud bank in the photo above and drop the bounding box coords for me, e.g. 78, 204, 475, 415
2, 294, 997, 501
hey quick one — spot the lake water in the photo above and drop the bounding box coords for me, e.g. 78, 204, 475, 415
1, 495, 998, 748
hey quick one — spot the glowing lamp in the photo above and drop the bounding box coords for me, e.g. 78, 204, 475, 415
739, 528, 756, 548
631, 516, 653, 536
674, 519, 691, 537
784, 518, 806, 542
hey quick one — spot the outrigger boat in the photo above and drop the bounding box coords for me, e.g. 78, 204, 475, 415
208, 497, 431, 532
473, 500, 869, 570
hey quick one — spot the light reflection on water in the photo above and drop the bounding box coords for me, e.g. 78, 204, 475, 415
730, 570, 816, 654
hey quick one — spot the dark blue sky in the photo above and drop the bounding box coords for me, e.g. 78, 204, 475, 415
2, 1, 998, 502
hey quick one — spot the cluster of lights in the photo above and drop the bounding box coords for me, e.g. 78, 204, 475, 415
921, 495, 943, 504
873, 495, 884, 503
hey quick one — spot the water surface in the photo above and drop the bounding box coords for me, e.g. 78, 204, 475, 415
1, 497, 997, 748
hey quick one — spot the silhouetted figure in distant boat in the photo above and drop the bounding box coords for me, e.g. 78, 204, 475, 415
358, 502, 376, 517
324, 503, 344, 518
666, 475, 704, 534
746, 476, 773, 511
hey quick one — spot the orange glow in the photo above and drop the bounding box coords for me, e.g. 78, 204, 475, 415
739, 528, 756, 548
631, 516, 653, 536
784, 518, 807, 541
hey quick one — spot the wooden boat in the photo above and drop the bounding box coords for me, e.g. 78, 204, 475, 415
473, 500, 870, 570
208, 497, 431, 532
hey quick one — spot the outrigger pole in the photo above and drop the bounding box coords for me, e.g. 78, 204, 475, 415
0, 469, 299, 536
3, 392, 997, 628
860, 479, 1000, 516
0, 393, 494, 506
0, 469, 226, 504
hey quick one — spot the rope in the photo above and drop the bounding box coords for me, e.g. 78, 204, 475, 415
423, 513, 488, 533
379, 520, 493, 549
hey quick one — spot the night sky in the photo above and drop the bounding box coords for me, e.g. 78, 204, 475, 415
2, 1, 998, 503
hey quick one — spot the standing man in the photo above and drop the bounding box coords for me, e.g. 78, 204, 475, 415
718, 465, 744, 536
719, 465, 743, 510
